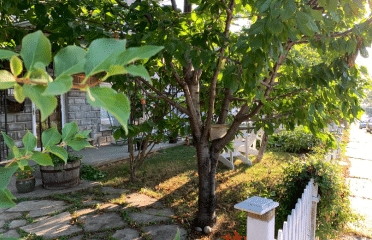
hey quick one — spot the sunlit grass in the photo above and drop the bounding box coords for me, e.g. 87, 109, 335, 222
99, 145, 299, 239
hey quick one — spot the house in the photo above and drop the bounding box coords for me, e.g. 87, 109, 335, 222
0, 77, 119, 162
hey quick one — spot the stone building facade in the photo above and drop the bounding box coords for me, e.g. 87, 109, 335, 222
0, 88, 116, 162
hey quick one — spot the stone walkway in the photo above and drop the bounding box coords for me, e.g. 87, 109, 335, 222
343, 124, 372, 239
0, 186, 188, 240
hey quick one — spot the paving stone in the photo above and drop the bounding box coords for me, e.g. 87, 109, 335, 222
0, 220, 5, 228
6, 200, 68, 217
80, 212, 126, 232
129, 212, 170, 224
9, 219, 27, 229
124, 193, 164, 208
347, 178, 372, 199
21, 212, 82, 238
34, 216, 50, 222
1, 230, 21, 238
73, 208, 95, 217
98, 203, 120, 211
82, 200, 102, 206
69, 234, 84, 240
0, 208, 8, 214
86, 232, 110, 239
105, 194, 122, 200
101, 187, 126, 194
0, 212, 22, 221
142, 225, 187, 240
142, 208, 174, 217
112, 228, 140, 240
82, 194, 96, 200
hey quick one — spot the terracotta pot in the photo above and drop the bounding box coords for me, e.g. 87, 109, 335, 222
16, 177, 36, 193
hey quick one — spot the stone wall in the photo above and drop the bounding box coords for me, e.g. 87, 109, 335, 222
0, 99, 33, 148
66, 89, 114, 146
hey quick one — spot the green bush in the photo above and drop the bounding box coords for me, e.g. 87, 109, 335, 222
80, 163, 107, 181
268, 127, 322, 153
275, 155, 358, 239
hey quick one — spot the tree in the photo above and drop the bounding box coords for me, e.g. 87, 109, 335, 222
1, 0, 372, 233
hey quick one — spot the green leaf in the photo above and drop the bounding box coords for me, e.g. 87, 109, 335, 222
23, 84, 57, 121
0, 50, 19, 60
113, 129, 122, 140
173, 229, 181, 240
114, 45, 164, 66
124, 65, 151, 82
0, 70, 16, 90
0, 188, 16, 208
0, 167, 18, 188
257, 0, 270, 13
10, 56, 23, 77
41, 127, 62, 148
84, 38, 127, 78
249, 20, 265, 35
87, 87, 130, 133
67, 139, 92, 151
62, 122, 79, 142
1, 132, 15, 150
30, 151, 53, 166
43, 75, 73, 96
269, 19, 283, 35
23, 131, 37, 153
13, 83, 25, 103
20, 30, 52, 71
48, 146, 68, 163
54, 46, 87, 77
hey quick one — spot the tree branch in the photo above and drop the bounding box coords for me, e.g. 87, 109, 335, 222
203, 0, 235, 141
136, 78, 190, 116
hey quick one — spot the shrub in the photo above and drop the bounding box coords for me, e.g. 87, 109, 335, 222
268, 127, 323, 153
80, 163, 107, 181
275, 154, 358, 239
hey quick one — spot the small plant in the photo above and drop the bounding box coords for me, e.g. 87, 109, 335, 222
15, 169, 34, 180
50, 153, 82, 165
80, 163, 107, 181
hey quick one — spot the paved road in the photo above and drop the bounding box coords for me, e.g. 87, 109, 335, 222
345, 124, 372, 237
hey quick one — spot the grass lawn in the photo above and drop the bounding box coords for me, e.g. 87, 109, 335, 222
99, 145, 300, 239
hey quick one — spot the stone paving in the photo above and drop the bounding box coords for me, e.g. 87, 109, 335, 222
343, 124, 372, 239
0, 186, 188, 239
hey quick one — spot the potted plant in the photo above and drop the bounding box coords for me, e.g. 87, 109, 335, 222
40, 153, 82, 190
15, 167, 36, 193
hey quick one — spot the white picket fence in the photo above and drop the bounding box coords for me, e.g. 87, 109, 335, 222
276, 179, 320, 240
234, 178, 320, 240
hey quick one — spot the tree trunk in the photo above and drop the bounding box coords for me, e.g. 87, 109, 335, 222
254, 131, 268, 163
129, 136, 136, 182
193, 139, 218, 231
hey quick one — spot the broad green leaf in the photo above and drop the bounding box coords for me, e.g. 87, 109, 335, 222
54, 46, 87, 77
20, 30, 52, 71
43, 75, 73, 96
0, 50, 19, 60
114, 45, 164, 66
124, 65, 151, 82
269, 19, 283, 35
12, 145, 22, 159
28, 68, 51, 84
113, 128, 122, 140
48, 146, 68, 163
87, 87, 130, 133
23, 131, 37, 153
30, 151, 53, 166
0, 167, 18, 188
1, 132, 15, 150
76, 130, 91, 139
62, 122, 79, 142
0, 70, 16, 90
67, 139, 92, 151
84, 38, 127, 78
0, 188, 16, 208
41, 127, 62, 147
14, 83, 25, 103
257, 0, 270, 13
23, 84, 57, 121
10, 56, 23, 76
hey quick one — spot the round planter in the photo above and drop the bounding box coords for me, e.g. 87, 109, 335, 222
210, 124, 229, 140
40, 161, 81, 190
16, 177, 36, 193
